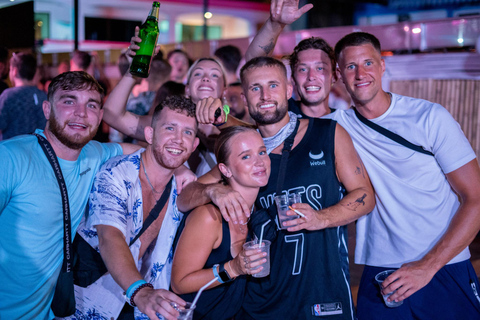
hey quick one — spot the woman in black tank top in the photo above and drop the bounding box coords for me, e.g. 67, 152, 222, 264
171, 126, 271, 319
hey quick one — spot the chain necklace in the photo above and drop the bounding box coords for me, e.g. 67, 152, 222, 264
141, 155, 162, 194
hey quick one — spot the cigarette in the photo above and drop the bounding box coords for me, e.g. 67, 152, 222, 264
288, 205, 306, 218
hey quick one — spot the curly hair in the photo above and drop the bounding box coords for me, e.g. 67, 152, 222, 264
151, 95, 196, 126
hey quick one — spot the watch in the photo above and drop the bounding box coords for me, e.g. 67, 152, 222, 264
218, 263, 233, 283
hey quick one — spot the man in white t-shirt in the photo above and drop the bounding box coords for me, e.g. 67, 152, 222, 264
328, 32, 480, 319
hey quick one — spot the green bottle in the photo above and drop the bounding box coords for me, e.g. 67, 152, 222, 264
130, 1, 160, 78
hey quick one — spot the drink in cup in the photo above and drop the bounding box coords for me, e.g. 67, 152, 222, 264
171, 302, 195, 320
374, 270, 403, 308
274, 192, 302, 229
242, 239, 271, 278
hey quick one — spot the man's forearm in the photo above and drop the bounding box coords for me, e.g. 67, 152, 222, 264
102, 74, 148, 141
176, 181, 213, 212
97, 225, 143, 291
245, 17, 284, 61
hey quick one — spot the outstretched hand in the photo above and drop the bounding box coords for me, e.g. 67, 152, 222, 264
270, 0, 314, 26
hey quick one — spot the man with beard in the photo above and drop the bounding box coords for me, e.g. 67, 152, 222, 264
177, 57, 375, 319
0, 71, 139, 319
66, 95, 199, 320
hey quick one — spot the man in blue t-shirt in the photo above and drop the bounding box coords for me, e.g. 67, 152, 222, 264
0, 71, 141, 320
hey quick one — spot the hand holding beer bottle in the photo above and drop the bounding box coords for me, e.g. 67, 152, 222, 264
129, 1, 160, 78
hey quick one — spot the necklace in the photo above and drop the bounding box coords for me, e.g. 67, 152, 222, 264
141, 155, 162, 194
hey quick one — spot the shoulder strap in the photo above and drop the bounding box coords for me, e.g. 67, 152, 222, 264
34, 133, 73, 273
354, 108, 434, 156
129, 176, 173, 246
276, 120, 301, 194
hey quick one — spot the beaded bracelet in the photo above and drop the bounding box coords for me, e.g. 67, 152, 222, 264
129, 283, 154, 307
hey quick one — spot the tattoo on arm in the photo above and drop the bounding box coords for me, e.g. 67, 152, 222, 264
354, 154, 366, 178
345, 193, 367, 211
259, 39, 275, 55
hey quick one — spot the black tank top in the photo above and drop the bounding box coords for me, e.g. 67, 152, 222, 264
175, 213, 246, 320
240, 118, 354, 320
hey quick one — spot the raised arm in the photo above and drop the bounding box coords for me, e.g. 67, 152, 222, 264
383, 159, 480, 302
102, 27, 153, 141
285, 123, 375, 231
245, 0, 313, 61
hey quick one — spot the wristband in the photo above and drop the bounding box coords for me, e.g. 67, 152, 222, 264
126, 279, 147, 299
212, 264, 225, 283
213, 105, 230, 127
129, 282, 154, 307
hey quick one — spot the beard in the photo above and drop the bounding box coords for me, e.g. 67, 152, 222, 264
249, 101, 288, 125
48, 111, 98, 150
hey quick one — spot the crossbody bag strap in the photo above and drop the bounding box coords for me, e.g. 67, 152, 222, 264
276, 120, 301, 194
354, 108, 434, 156
34, 133, 73, 273
129, 176, 173, 246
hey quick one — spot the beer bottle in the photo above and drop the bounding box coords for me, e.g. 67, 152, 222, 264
130, 1, 160, 78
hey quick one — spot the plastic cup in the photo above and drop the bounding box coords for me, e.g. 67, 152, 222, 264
274, 193, 302, 229
374, 270, 403, 308
170, 302, 195, 320
242, 239, 271, 278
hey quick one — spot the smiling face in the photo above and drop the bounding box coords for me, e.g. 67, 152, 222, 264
147, 107, 199, 170
186, 59, 226, 103
292, 48, 334, 107
242, 65, 292, 125
337, 44, 385, 108
219, 130, 271, 189
43, 89, 103, 150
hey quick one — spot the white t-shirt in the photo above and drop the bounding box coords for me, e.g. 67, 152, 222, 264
325, 93, 476, 267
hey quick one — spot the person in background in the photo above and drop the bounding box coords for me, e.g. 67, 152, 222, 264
148, 80, 186, 117
214, 45, 242, 85
168, 49, 190, 84
0, 46, 10, 95
223, 81, 253, 124
330, 31, 480, 320
171, 126, 270, 319
126, 55, 171, 117
0, 52, 47, 140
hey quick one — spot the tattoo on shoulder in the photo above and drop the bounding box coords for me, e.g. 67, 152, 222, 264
259, 39, 275, 54
345, 193, 367, 211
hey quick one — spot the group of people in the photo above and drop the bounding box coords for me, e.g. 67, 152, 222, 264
1, 0, 480, 320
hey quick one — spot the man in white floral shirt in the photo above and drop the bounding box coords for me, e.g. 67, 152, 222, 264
67, 95, 199, 320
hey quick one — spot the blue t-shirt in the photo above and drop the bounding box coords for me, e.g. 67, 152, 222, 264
0, 130, 122, 320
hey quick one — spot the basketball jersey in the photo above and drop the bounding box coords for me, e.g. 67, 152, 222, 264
240, 119, 354, 320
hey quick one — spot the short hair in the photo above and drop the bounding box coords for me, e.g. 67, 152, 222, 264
152, 95, 196, 126
71, 50, 92, 71
186, 57, 227, 87
148, 56, 172, 83
153, 81, 186, 109
48, 71, 105, 105
10, 52, 37, 80
289, 37, 336, 79
0, 46, 8, 64
214, 45, 242, 74
335, 32, 382, 61
240, 56, 287, 86
214, 125, 257, 183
